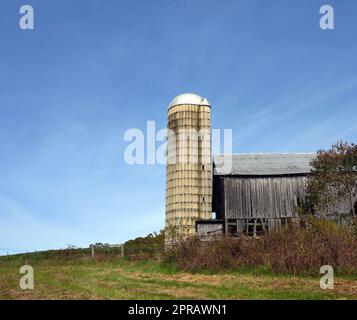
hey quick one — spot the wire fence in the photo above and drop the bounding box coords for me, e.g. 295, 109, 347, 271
2, 244, 165, 265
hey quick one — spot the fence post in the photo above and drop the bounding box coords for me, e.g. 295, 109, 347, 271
121, 245, 124, 259
91, 245, 95, 258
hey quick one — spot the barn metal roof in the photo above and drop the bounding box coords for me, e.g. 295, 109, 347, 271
213, 153, 315, 176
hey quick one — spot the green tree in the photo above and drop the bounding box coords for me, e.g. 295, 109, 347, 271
306, 140, 357, 219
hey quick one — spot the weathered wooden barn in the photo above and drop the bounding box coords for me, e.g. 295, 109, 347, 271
197, 153, 315, 238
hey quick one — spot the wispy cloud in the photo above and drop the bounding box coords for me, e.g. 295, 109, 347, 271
233, 76, 357, 151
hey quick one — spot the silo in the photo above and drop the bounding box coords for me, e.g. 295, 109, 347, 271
165, 93, 212, 242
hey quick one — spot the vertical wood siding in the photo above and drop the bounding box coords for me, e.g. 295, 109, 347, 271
213, 175, 307, 220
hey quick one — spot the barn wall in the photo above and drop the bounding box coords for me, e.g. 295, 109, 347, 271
216, 175, 307, 219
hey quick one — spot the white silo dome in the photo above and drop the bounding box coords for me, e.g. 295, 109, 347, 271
168, 93, 210, 109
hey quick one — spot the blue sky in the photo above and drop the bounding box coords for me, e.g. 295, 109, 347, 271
0, 0, 356, 255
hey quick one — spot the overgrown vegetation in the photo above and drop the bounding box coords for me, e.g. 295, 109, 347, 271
1, 223, 357, 299
165, 217, 357, 276
123, 229, 165, 260
124, 229, 164, 248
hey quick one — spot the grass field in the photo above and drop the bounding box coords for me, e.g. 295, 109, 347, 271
0, 252, 357, 300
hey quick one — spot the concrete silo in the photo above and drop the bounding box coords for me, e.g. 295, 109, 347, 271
165, 93, 212, 241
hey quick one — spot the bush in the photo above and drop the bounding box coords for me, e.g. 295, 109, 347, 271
164, 217, 357, 276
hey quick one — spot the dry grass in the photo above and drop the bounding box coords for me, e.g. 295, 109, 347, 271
1, 256, 356, 300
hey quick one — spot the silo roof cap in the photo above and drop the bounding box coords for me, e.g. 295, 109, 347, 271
168, 93, 210, 109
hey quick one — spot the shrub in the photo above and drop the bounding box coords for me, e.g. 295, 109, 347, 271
164, 217, 357, 276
